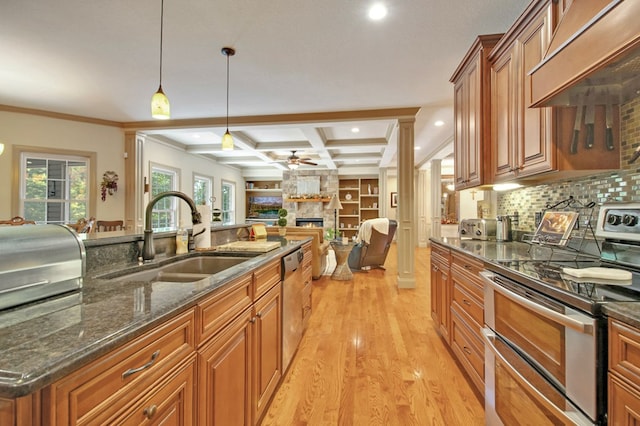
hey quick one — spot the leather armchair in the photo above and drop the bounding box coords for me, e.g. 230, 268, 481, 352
348, 219, 397, 270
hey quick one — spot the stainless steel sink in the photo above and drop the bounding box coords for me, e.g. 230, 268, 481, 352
101, 256, 249, 283
160, 256, 248, 275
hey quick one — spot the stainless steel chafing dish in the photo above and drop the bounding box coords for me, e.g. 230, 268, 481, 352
0, 225, 85, 310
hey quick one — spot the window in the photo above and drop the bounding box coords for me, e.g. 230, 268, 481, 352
21, 153, 89, 224
221, 180, 235, 225
150, 164, 179, 230
193, 174, 213, 207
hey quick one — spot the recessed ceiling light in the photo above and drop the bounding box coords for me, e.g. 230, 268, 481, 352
434, 120, 444, 127
368, 3, 387, 20
351, 127, 360, 133
192, 134, 201, 138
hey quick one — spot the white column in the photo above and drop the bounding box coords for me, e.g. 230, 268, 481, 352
430, 159, 442, 240
396, 118, 415, 289
417, 169, 429, 247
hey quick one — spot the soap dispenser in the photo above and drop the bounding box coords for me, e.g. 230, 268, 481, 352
176, 223, 189, 254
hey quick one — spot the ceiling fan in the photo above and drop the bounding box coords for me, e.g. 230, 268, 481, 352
286, 151, 317, 169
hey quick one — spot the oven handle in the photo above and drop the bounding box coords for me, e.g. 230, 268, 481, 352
482, 328, 587, 425
481, 271, 593, 335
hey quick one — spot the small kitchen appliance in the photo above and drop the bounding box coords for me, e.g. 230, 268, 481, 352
458, 218, 496, 240
0, 225, 85, 311
495, 215, 512, 242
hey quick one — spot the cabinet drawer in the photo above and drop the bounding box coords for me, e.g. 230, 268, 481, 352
196, 273, 252, 345
451, 252, 484, 300
50, 309, 195, 425
431, 244, 450, 263
451, 309, 484, 396
110, 355, 197, 425
609, 373, 640, 425
303, 249, 312, 269
254, 259, 281, 301
609, 319, 640, 385
302, 283, 312, 330
451, 282, 483, 334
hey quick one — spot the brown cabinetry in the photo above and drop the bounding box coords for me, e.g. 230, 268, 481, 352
450, 34, 502, 190
449, 251, 485, 396
301, 242, 313, 330
489, 0, 619, 184
430, 242, 451, 344
49, 309, 196, 425
198, 257, 283, 426
609, 319, 640, 425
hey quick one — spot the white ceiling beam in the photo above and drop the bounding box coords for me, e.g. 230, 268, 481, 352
301, 127, 337, 170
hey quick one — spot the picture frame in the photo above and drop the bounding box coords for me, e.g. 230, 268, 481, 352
390, 192, 398, 208
531, 211, 579, 246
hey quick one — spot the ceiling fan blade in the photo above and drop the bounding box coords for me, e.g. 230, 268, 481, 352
299, 160, 317, 166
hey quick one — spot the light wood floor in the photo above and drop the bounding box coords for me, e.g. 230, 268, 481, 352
260, 244, 485, 426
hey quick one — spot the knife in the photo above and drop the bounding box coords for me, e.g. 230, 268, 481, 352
605, 90, 615, 150
570, 92, 584, 154
630, 145, 640, 164
584, 100, 595, 149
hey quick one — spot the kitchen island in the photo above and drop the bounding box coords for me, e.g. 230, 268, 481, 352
0, 229, 311, 425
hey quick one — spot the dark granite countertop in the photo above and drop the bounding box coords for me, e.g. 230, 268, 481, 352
430, 237, 640, 328
0, 236, 308, 399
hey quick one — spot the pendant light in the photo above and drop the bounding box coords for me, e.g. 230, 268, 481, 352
221, 47, 235, 150
151, 0, 170, 119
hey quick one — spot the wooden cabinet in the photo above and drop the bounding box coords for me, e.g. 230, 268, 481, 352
198, 308, 253, 426
449, 251, 485, 396
252, 283, 282, 422
489, 0, 619, 183
609, 319, 640, 425
338, 177, 380, 239
450, 34, 502, 190
430, 242, 451, 344
49, 309, 196, 425
198, 258, 283, 426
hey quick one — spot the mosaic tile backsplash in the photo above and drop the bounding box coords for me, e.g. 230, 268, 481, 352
498, 96, 640, 233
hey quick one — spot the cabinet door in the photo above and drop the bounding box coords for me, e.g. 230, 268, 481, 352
491, 44, 518, 182
517, 4, 554, 177
253, 283, 283, 422
453, 79, 468, 188
609, 374, 640, 426
198, 309, 253, 426
465, 55, 483, 188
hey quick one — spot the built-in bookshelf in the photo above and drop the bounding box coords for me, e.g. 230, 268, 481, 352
337, 177, 380, 239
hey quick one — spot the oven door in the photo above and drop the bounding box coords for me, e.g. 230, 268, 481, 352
481, 271, 602, 424
483, 328, 594, 425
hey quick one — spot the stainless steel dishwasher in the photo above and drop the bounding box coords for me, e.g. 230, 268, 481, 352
281, 248, 304, 371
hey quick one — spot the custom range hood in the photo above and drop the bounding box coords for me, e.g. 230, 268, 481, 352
529, 0, 640, 107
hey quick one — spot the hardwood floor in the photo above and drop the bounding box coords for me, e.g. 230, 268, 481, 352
260, 245, 485, 426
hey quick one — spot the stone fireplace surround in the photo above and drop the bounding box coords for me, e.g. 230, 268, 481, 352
281, 170, 339, 234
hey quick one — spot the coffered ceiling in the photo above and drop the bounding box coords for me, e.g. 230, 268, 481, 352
0, 0, 530, 175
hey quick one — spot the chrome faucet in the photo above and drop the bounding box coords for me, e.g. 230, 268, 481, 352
141, 191, 202, 261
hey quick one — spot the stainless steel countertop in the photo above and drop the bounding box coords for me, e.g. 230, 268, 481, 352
0, 237, 307, 398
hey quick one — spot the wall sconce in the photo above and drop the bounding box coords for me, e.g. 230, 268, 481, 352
0, 143, 4, 156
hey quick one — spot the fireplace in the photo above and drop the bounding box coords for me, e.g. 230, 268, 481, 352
296, 218, 323, 228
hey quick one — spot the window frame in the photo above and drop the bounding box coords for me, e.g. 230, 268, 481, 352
12, 145, 97, 221
221, 179, 235, 225
149, 162, 180, 231
193, 173, 213, 207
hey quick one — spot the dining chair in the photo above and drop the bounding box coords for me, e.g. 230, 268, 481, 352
0, 216, 36, 226
96, 220, 124, 232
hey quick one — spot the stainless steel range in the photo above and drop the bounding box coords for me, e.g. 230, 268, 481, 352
482, 202, 640, 425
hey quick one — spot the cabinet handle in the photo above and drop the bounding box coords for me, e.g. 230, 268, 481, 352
462, 299, 471, 306
256, 312, 263, 318
122, 350, 160, 379
433, 265, 439, 272
463, 264, 472, 270
249, 317, 257, 323
463, 346, 472, 355
143, 404, 158, 419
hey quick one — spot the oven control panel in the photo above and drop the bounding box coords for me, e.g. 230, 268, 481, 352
596, 203, 640, 241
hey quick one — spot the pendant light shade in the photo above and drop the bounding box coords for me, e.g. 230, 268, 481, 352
151, 0, 170, 120
221, 47, 235, 151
